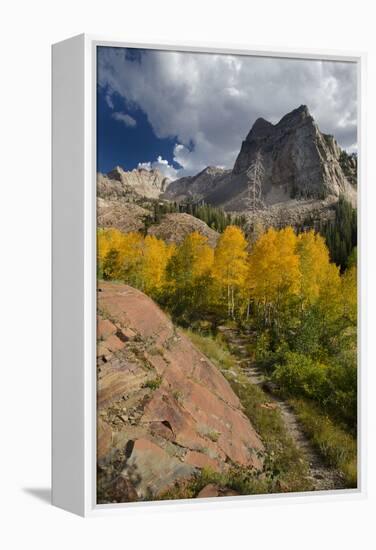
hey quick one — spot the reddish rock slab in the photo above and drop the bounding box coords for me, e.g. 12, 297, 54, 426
124, 437, 195, 498
172, 377, 264, 468
184, 451, 222, 471
141, 390, 221, 457
149, 420, 175, 441
97, 317, 117, 340
197, 484, 221, 498
104, 334, 125, 353
97, 342, 111, 360
144, 351, 169, 375
121, 327, 136, 340
97, 282, 266, 499
97, 361, 146, 407
132, 437, 166, 456
97, 419, 112, 460
190, 356, 241, 409
98, 283, 174, 346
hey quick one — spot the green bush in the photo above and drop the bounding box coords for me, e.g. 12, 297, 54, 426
272, 352, 330, 403
326, 350, 357, 430
142, 376, 162, 390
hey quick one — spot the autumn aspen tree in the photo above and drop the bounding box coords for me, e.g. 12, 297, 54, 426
213, 225, 248, 319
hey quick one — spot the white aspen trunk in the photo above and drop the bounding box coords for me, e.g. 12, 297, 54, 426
246, 297, 250, 321
231, 286, 235, 319
227, 284, 231, 318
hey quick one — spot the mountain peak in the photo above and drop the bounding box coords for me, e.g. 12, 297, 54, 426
107, 165, 125, 181
246, 117, 274, 141
232, 105, 356, 204
246, 106, 312, 142
276, 104, 312, 127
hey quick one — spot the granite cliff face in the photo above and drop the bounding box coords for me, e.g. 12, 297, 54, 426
231, 105, 356, 204
97, 282, 264, 503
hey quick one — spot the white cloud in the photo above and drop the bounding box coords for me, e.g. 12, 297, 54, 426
138, 156, 179, 180
99, 48, 357, 177
112, 111, 137, 127
105, 93, 114, 109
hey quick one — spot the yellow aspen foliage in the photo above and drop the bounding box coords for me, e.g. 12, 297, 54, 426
247, 226, 300, 307
97, 228, 126, 267
212, 225, 248, 318
167, 231, 214, 289
165, 232, 214, 316
316, 261, 342, 323
188, 232, 215, 278
97, 229, 170, 295
297, 231, 331, 305
139, 235, 170, 294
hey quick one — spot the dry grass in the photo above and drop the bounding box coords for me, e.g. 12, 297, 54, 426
289, 398, 357, 488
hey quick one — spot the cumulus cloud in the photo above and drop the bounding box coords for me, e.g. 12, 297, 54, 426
112, 111, 137, 127
98, 48, 357, 177
138, 156, 179, 180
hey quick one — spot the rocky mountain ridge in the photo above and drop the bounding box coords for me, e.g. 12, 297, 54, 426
97, 165, 171, 200
162, 166, 231, 202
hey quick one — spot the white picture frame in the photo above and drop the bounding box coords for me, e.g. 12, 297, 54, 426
52, 34, 367, 517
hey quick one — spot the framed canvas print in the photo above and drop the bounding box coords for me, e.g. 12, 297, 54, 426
52, 35, 366, 516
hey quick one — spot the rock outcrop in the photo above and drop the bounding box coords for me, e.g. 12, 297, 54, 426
97, 166, 171, 200
97, 282, 264, 503
97, 198, 151, 233
147, 212, 220, 246
97, 200, 219, 246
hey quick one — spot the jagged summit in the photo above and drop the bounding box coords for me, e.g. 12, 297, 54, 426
97, 165, 170, 200
107, 165, 125, 181
231, 105, 356, 205
246, 105, 312, 142
246, 117, 274, 140
276, 104, 311, 125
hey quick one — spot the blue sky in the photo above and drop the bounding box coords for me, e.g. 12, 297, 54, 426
97, 46, 357, 180
97, 80, 181, 174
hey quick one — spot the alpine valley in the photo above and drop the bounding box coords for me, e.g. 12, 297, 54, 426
96, 105, 358, 503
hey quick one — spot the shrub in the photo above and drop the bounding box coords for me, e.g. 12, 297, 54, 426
272, 352, 330, 403
143, 376, 162, 390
